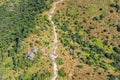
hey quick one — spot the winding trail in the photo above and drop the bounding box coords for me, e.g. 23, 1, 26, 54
47, 0, 63, 80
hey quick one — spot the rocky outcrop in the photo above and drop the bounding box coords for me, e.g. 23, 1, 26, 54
26, 47, 38, 60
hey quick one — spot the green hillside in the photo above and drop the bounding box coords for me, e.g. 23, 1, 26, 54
0, 0, 120, 80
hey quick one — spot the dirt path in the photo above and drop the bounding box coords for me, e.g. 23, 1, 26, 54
47, 0, 63, 80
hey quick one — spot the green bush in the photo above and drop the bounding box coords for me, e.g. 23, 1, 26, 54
117, 25, 120, 32
58, 68, 66, 77
56, 57, 64, 65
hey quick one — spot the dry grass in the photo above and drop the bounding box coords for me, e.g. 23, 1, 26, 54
52, 0, 120, 80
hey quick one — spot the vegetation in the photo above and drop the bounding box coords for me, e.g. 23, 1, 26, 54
117, 25, 120, 32
56, 57, 64, 65
53, 0, 120, 79
58, 68, 66, 77
0, 0, 52, 56
0, 0, 54, 79
1, 0, 120, 80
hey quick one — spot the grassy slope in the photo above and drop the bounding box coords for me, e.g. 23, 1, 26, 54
53, 0, 120, 80
0, 0, 120, 80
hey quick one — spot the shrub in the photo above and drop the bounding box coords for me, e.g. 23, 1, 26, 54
117, 25, 120, 32
76, 65, 83, 68
92, 16, 99, 21
113, 47, 120, 54
99, 14, 105, 20
58, 68, 66, 77
107, 74, 116, 80
56, 57, 64, 65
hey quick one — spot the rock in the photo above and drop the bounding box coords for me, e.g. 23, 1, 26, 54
32, 47, 38, 53
69, 49, 74, 53
27, 52, 35, 60
115, 77, 119, 80
26, 47, 38, 60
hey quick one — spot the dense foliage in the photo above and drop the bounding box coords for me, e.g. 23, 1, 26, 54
0, 0, 51, 62
0, 0, 53, 79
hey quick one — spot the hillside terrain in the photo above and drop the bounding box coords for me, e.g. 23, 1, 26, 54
53, 0, 120, 80
0, 0, 54, 80
0, 0, 120, 80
